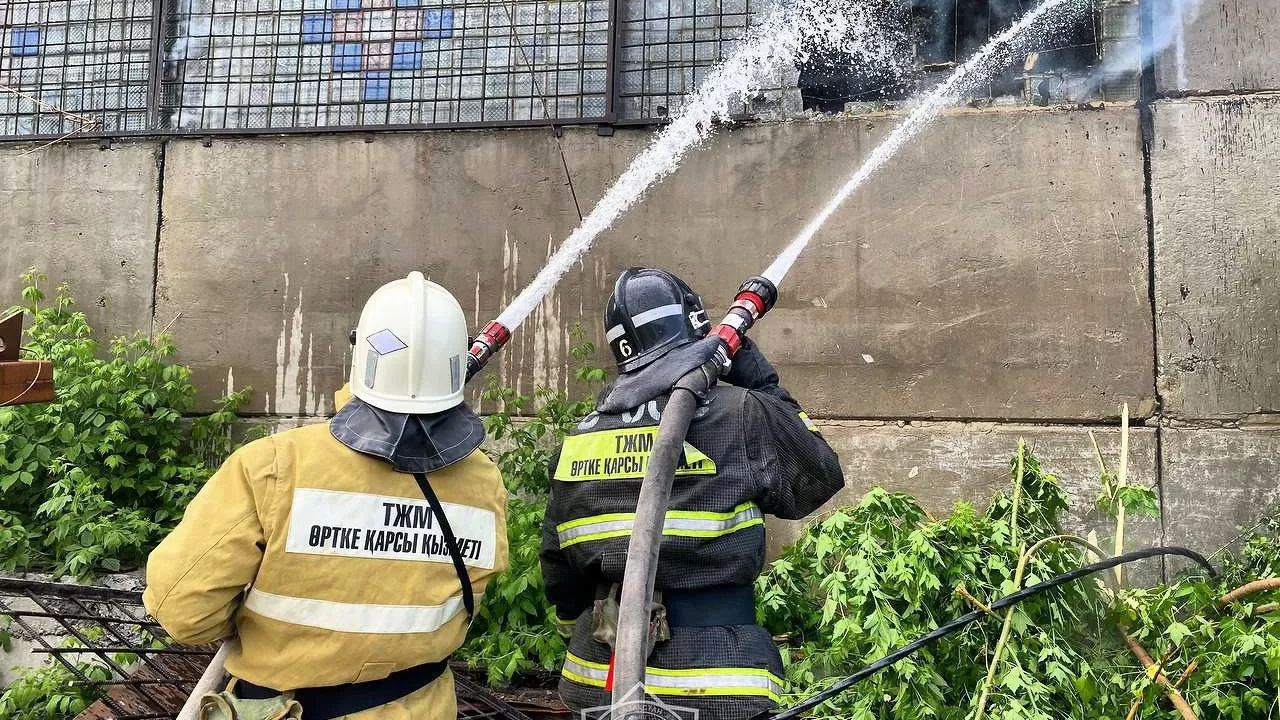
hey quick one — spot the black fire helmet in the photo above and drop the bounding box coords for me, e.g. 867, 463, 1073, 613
604, 267, 711, 374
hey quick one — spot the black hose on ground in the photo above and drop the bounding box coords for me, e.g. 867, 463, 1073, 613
756, 545, 1217, 720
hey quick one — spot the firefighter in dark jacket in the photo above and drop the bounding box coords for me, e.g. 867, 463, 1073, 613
540, 267, 845, 720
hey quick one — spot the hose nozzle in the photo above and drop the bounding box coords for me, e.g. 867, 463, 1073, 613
466, 320, 511, 382
710, 275, 778, 358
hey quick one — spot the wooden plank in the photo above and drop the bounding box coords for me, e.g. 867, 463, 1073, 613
0, 361, 54, 405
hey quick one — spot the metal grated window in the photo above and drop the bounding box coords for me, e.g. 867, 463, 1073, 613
613, 0, 798, 121
0, 0, 156, 136
159, 0, 611, 130
0, 0, 1145, 138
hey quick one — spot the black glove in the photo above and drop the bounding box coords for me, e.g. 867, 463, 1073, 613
723, 336, 780, 391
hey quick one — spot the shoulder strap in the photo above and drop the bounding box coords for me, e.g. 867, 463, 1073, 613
413, 473, 476, 622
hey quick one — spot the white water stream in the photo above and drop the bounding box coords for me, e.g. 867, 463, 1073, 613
494, 0, 907, 331
762, 0, 1089, 285
497, 0, 1089, 330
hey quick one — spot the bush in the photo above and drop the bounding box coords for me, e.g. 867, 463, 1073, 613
458, 329, 603, 686
0, 657, 110, 720
758, 443, 1280, 720
1115, 509, 1280, 720
0, 269, 249, 580
759, 447, 1123, 720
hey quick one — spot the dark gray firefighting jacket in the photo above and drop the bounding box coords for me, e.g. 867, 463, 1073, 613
540, 371, 844, 720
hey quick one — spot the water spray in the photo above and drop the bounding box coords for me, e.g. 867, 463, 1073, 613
762, 0, 1087, 287
466, 0, 1088, 384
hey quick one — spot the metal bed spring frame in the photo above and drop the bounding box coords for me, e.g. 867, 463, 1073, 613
0, 576, 534, 720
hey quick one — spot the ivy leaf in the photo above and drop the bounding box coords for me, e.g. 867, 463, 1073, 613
1167, 621, 1192, 645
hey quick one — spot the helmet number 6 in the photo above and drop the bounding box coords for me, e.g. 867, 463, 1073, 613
618, 339, 633, 358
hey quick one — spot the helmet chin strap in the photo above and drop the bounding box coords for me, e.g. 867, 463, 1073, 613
688, 307, 710, 331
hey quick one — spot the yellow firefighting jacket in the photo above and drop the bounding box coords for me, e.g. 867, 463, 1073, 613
143, 388, 508, 720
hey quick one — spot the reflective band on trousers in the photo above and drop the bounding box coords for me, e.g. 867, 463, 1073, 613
244, 588, 466, 634
554, 613, 577, 638
561, 653, 784, 702
556, 502, 763, 549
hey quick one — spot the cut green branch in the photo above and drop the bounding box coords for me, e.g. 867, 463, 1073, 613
971, 439, 1027, 720
1114, 403, 1130, 587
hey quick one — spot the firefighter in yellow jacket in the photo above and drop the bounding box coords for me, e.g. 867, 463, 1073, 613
144, 272, 508, 720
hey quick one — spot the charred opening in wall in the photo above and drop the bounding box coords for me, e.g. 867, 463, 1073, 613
796, 0, 1136, 113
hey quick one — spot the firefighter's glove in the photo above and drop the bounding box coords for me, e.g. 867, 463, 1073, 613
590, 586, 670, 657
591, 593, 620, 649
646, 600, 671, 658
723, 336, 780, 390
199, 681, 302, 720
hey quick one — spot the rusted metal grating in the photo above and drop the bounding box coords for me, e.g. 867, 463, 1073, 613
0, 577, 536, 720
0, 577, 215, 720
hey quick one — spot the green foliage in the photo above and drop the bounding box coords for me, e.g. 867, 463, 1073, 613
1095, 463, 1159, 520
758, 450, 1119, 720
1115, 508, 1280, 720
758, 445, 1280, 720
0, 269, 250, 580
0, 638, 111, 720
459, 327, 600, 686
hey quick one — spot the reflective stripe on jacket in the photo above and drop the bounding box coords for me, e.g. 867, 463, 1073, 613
143, 394, 508, 720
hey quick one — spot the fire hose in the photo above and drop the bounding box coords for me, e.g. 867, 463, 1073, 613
610, 275, 777, 715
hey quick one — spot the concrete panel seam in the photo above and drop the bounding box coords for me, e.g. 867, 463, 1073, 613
149, 141, 168, 337
1137, 0, 1168, 579
1156, 89, 1280, 101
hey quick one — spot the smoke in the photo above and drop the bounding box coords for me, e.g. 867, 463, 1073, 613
167, 0, 215, 128
1087, 0, 1204, 93
907, 0, 1046, 63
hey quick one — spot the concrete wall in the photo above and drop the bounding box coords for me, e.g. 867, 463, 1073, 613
151, 108, 1151, 421
1151, 96, 1280, 420
0, 144, 158, 339
1, 0, 1277, 574
1145, 0, 1280, 567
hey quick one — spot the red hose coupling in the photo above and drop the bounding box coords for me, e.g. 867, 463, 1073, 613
466, 321, 511, 380
736, 276, 777, 316
731, 291, 768, 320
711, 323, 743, 356
477, 321, 511, 349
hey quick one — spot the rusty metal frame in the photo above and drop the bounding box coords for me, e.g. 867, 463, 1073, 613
0, 581, 209, 720
0, 115, 625, 144
0, 578, 537, 720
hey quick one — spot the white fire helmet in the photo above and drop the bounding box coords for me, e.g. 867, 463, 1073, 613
349, 271, 469, 415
